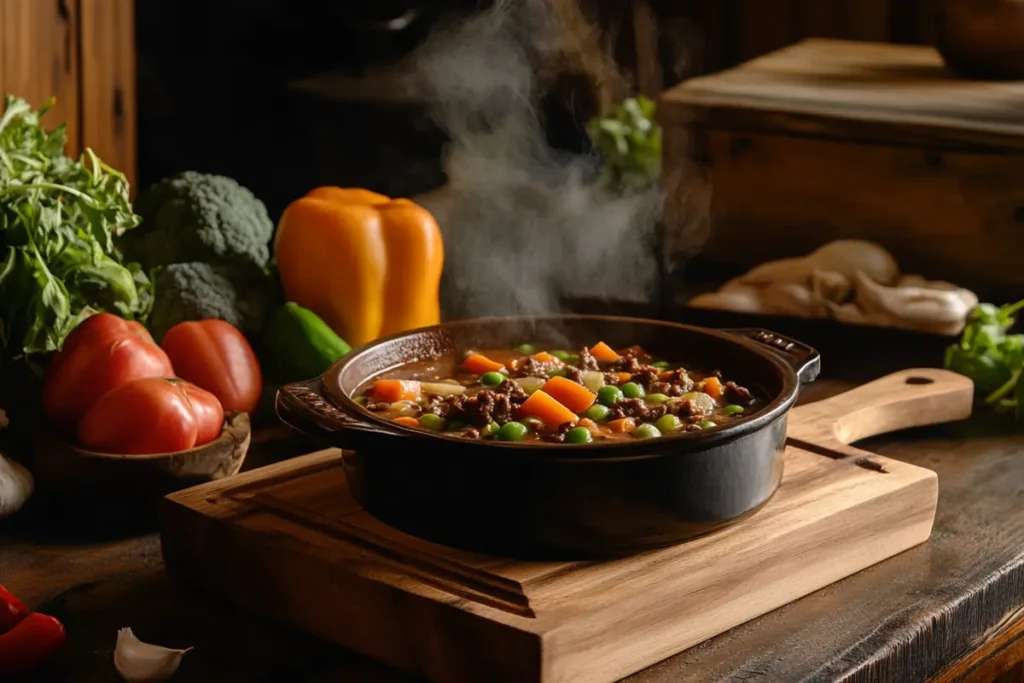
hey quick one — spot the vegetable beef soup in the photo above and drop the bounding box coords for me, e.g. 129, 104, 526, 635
356, 342, 762, 443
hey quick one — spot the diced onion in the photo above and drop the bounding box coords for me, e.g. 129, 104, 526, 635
421, 381, 467, 397
515, 377, 546, 395
679, 391, 716, 414
390, 400, 420, 416
581, 371, 605, 393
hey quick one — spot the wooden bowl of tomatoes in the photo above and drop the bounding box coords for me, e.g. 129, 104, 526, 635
30, 314, 262, 501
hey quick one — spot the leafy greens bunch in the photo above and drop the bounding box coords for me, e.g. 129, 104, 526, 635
944, 299, 1024, 416
587, 95, 662, 195
0, 95, 151, 367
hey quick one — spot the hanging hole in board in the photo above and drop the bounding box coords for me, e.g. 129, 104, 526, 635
905, 377, 934, 385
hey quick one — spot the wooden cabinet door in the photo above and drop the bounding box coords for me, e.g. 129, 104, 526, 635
0, 0, 136, 188
0, 0, 80, 154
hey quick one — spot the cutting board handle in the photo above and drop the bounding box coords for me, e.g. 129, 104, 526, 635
787, 368, 974, 449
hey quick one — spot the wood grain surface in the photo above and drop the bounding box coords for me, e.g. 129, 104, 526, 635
0, 0, 80, 154
159, 370, 968, 683
660, 38, 1024, 152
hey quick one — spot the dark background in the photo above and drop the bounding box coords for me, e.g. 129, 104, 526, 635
133, 0, 944, 220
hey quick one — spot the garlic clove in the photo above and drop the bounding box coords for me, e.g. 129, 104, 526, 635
0, 453, 34, 519
114, 628, 192, 683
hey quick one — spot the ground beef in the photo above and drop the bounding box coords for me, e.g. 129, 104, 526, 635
631, 369, 659, 389
541, 422, 576, 444
510, 356, 561, 379
460, 427, 481, 440
608, 398, 667, 422
667, 398, 712, 422
456, 390, 518, 427
495, 379, 528, 403
563, 366, 584, 384
724, 381, 755, 405
578, 346, 600, 371
608, 353, 645, 374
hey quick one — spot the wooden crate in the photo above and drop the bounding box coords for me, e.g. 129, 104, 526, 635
658, 38, 1024, 297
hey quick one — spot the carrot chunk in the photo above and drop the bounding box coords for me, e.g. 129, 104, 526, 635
608, 417, 636, 433
541, 376, 596, 412
392, 416, 421, 428
532, 351, 561, 364
520, 390, 578, 429
702, 376, 723, 400
371, 379, 421, 403
589, 341, 621, 361
612, 372, 632, 384
461, 353, 506, 374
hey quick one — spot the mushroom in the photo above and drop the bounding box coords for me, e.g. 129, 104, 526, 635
810, 269, 852, 304
688, 285, 768, 314
759, 282, 823, 318
740, 240, 901, 286
853, 271, 975, 334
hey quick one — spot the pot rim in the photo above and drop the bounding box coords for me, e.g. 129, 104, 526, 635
320, 314, 803, 458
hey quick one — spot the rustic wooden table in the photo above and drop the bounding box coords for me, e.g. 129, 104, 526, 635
4, 333, 1024, 683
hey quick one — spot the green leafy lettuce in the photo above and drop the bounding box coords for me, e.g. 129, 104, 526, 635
944, 299, 1024, 417
0, 95, 151, 367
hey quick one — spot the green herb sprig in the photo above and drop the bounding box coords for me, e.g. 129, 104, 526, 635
587, 95, 662, 195
0, 95, 151, 367
944, 299, 1024, 416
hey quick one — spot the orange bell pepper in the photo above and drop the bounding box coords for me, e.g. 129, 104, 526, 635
274, 187, 444, 347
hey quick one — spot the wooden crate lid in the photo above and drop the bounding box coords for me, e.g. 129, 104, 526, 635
659, 38, 1024, 151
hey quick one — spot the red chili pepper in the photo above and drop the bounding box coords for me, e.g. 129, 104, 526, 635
0, 584, 29, 633
0, 612, 67, 677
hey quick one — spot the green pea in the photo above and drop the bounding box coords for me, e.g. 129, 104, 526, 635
699, 420, 717, 429
353, 396, 368, 406
645, 393, 670, 405
549, 350, 571, 362
523, 417, 546, 432
597, 385, 623, 406
620, 382, 645, 399
497, 421, 529, 442
723, 404, 745, 416
446, 420, 468, 432
585, 404, 611, 422
652, 361, 671, 369
481, 371, 505, 386
515, 343, 537, 354
632, 423, 662, 439
481, 422, 501, 438
419, 414, 446, 431
548, 367, 568, 378
655, 414, 682, 434
567, 353, 581, 365
565, 427, 593, 444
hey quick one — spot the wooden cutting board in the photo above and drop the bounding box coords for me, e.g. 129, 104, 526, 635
161, 368, 973, 683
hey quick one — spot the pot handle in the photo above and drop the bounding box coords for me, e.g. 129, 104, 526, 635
275, 378, 402, 449
724, 328, 821, 384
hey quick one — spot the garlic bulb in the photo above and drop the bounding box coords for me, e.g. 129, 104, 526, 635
0, 453, 33, 519
759, 282, 822, 318
114, 628, 192, 683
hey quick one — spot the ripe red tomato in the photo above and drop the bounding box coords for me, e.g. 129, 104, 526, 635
76, 378, 224, 455
161, 320, 262, 413
43, 313, 174, 432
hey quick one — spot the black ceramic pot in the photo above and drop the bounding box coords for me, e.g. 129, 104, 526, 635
275, 316, 820, 559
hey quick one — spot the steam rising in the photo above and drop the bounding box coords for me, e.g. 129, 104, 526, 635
411, 0, 665, 320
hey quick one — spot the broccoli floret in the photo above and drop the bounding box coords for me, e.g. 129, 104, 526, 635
124, 171, 274, 271
149, 262, 281, 342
